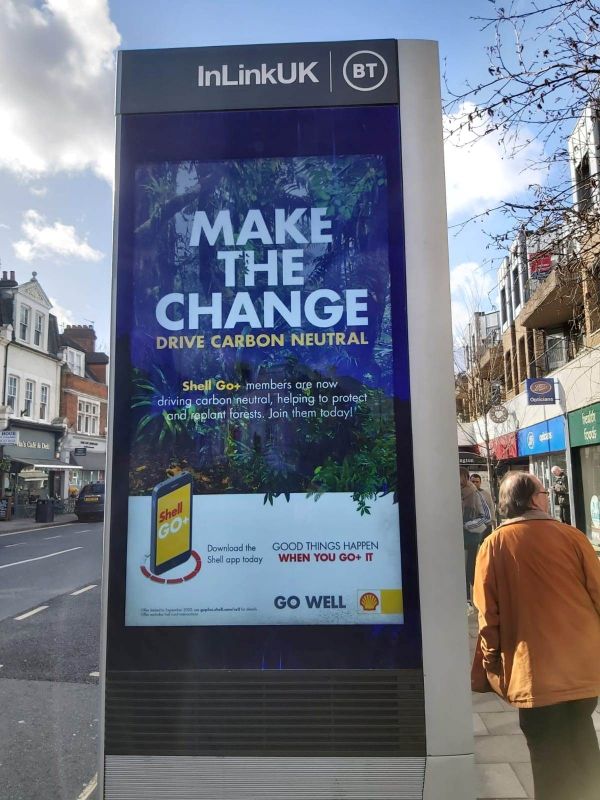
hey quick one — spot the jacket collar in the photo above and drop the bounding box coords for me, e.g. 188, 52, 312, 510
497, 510, 554, 528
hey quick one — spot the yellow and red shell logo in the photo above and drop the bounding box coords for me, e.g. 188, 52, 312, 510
359, 592, 379, 611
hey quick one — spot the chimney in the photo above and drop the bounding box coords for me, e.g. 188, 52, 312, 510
63, 324, 96, 353
0, 270, 18, 289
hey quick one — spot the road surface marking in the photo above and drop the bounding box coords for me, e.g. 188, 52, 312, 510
77, 773, 97, 800
4, 542, 23, 548
44, 535, 61, 540
89, 671, 100, 677
0, 523, 73, 539
0, 546, 82, 570
15, 605, 48, 620
71, 584, 97, 596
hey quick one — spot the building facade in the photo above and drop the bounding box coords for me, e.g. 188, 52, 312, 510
0, 273, 110, 516
59, 325, 108, 489
0, 270, 74, 513
457, 104, 600, 541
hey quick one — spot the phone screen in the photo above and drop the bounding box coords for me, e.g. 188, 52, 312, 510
151, 474, 192, 574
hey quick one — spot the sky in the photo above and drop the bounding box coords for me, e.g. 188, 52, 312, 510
0, 0, 546, 351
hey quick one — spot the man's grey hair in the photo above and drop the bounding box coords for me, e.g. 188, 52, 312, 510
498, 472, 539, 518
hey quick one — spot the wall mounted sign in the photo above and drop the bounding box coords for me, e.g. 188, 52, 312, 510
526, 378, 556, 406
568, 401, 600, 448
517, 416, 565, 456
488, 405, 509, 423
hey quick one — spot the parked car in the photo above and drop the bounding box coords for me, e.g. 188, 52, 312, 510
74, 481, 105, 521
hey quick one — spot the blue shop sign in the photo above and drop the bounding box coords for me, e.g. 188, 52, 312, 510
526, 378, 556, 405
517, 416, 566, 456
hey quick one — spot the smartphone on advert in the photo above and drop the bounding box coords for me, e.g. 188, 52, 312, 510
150, 472, 193, 575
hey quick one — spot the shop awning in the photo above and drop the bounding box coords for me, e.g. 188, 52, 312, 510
70, 452, 106, 471
10, 456, 81, 471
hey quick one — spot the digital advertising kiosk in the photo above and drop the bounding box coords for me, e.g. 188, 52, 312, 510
101, 39, 474, 799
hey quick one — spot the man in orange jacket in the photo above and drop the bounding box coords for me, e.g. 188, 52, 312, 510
473, 470, 600, 800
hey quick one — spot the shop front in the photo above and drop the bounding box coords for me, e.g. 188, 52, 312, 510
568, 401, 600, 543
0, 421, 79, 517
66, 435, 106, 491
474, 433, 525, 509
517, 416, 567, 521
484, 431, 528, 477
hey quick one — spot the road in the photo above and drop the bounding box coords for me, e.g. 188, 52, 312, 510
0, 519, 103, 800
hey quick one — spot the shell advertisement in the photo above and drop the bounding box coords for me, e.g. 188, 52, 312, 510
117, 106, 414, 628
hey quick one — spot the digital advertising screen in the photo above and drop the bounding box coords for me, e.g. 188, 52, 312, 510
109, 103, 421, 669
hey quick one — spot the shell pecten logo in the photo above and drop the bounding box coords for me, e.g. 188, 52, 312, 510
358, 589, 403, 614
359, 592, 379, 611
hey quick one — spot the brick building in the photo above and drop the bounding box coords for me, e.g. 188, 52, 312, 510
59, 324, 108, 488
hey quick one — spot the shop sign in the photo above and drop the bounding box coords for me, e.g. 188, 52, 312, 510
0, 431, 18, 446
459, 451, 487, 467
488, 432, 517, 461
526, 378, 556, 406
3, 428, 56, 459
488, 405, 509, 423
528, 251, 553, 278
517, 416, 565, 456
74, 447, 87, 456
568, 401, 600, 448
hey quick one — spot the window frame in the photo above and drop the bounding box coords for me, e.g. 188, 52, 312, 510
19, 304, 31, 342
34, 312, 45, 347
65, 347, 85, 377
77, 398, 100, 435
7, 374, 19, 412
39, 384, 49, 421
24, 379, 34, 418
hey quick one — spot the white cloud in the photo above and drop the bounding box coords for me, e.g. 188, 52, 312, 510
13, 209, 103, 262
450, 260, 496, 338
444, 102, 546, 219
49, 296, 75, 330
0, 223, 9, 230
29, 186, 47, 197
0, 0, 120, 183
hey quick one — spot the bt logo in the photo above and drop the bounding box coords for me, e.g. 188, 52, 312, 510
343, 50, 388, 92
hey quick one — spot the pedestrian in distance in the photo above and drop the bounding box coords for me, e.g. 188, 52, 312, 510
472, 470, 600, 800
470, 472, 495, 536
459, 466, 489, 604
551, 464, 571, 524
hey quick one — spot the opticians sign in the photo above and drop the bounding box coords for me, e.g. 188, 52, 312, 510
526, 378, 556, 406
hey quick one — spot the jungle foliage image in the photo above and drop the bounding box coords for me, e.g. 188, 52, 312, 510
128, 151, 400, 511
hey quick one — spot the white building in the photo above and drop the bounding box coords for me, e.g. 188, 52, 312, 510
0, 270, 75, 512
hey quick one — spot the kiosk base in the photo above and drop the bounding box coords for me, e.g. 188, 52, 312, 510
104, 756, 427, 799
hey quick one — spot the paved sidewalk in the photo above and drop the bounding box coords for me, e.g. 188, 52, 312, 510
0, 512, 78, 533
469, 609, 600, 799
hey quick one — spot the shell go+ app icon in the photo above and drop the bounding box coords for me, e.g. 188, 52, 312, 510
342, 50, 388, 92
